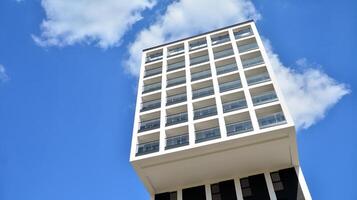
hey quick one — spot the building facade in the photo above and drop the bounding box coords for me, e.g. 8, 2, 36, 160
130, 20, 311, 200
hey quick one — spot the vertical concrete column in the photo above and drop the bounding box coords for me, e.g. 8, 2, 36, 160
264, 172, 277, 200
206, 35, 227, 138
177, 188, 183, 200
159, 48, 168, 152
295, 166, 312, 200
184, 41, 196, 146
228, 26, 260, 132
234, 177, 244, 200
205, 183, 213, 200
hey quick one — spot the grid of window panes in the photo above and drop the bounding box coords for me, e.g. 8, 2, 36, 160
136, 23, 287, 156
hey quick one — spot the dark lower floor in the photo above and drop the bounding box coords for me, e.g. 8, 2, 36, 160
154, 167, 307, 200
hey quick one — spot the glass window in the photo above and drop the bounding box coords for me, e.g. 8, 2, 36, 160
211, 180, 237, 200
271, 172, 281, 182
240, 178, 252, 197
273, 182, 284, 192
242, 188, 252, 197
270, 172, 284, 192
211, 184, 220, 193
240, 178, 250, 188
212, 194, 222, 200
155, 191, 177, 200
182, 185, 206, 200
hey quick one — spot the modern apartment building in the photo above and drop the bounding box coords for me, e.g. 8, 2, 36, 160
130, 20, 311, 200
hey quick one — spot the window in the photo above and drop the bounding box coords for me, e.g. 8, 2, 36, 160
240, 174, 270, 200
271, 172, 284, 192
182, 185, 206, 200
211, 184, 222, 200
270, 168, 305, 200
240, 178, 252, 198
155, 191, 177, 200
211, 180, 237, 200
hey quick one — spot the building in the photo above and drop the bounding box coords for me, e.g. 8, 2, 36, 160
130, 20, 311, 200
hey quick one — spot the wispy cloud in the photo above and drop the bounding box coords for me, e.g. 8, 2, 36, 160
0, 64, 10, 83
126, 0, 349, 130
263, 40, 350, 129
33, 0, 156, 48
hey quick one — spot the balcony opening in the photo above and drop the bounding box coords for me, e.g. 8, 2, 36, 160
221, 91, 247, 113
136, 132, 160, 156
240, 51, 264, 69
190, 63, 211, 82
165, 126, 189, 150
166, 86, 187, 106
166, 105, 188, 126
144, 62, 162, 78
142, 76, 162, 94
189, 37, 207, 51
141, 92, 161, 112
215, 57, 238, 76
167, 56, 186, 72
141, 99, 161, 112
167, 76, 186, 88
233, 25, 253, 39
245, 66, 270, 86
168, 43, 185, 57
213, 44, 234, 60
253, 91, 278, 106
218, 73, 242, 93
256, 104, 287, 129
195, 118, 220, 143
138, 111, 160, 132
190, 50, 209, 66
167, 70, 186, 88
237, 37, 259, 54
146, 49, 163, 63
192, 80, 214, 100
193, 98, 217, 120
142, 82, 161, 94
211, 31, 230, 46
224, 111, 253, 136
250, 84, 278, 106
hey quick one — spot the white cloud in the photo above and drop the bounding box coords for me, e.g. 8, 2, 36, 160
125, 0, 260, 75
0, 64, 9, 83
263, 40, 350, 129
33, 0, 155, 48
126, 0, 349, 130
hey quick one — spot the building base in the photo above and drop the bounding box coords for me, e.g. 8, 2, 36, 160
152, 166, 311, 200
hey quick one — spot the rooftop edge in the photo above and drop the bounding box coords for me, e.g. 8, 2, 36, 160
142, 19, 255, 52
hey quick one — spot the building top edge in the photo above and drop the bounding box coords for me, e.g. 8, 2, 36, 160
142, 19, 255, 52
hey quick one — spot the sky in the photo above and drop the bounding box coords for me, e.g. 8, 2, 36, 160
0, 0, 356, 199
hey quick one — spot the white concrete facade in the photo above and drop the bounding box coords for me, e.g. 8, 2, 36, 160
130, 20, 311, 199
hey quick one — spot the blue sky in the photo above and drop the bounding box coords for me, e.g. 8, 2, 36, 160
0, 0, 356, 199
